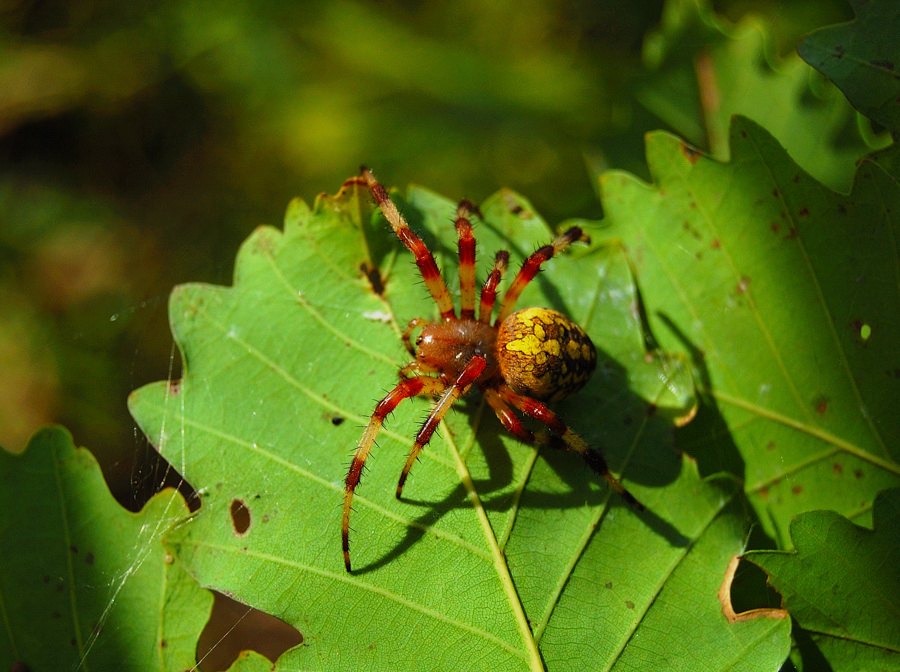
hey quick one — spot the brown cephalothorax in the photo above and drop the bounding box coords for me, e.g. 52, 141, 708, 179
341, 167, 643, 572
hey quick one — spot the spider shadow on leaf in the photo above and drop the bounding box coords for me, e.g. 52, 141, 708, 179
350, 346, 689, 575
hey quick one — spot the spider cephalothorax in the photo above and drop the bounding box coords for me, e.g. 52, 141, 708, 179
341, 168, 643, 572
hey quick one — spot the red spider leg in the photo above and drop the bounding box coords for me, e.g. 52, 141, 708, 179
478, 250, 510, 324
495, 227, 589, 326
482, 388, 536, 443
496, 385, 645, 511
395, 355, 488, 499
455, 200, 479, 320
361, 167, 456, 321
343, 375, 447, 572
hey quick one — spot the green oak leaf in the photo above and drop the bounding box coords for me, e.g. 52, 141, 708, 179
746, 488, 900, 670
600, 115, 900, 549
128, 177, 789, 670
637, 0, 883, 193
799, 0, 900, 133
0, 427, 208, 671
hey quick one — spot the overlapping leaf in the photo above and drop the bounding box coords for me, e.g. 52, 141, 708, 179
746, 488, 900, 670
637, 0, 882, 193
0, 428, 208, 671
128, 178, 789, 669
799, 0, 900, 133
600, 115, 900, 548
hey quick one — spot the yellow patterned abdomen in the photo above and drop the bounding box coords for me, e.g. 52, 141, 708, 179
496, 307, 597, 402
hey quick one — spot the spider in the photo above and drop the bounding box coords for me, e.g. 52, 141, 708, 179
342, 167, 643, 572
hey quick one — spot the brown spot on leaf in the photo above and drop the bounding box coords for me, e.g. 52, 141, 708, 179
833, 463, 843, 475
854, 469, 863, 479
798, 207, 810, 217
814, 397, 828, 415
331, 415, 345, 426
680, 142, 701, 163
682, 221, 702, 239
85, 552, 94, 565
736, 276, 750, 294
792, 485, 803, 495
772, 188, 779, 197
711, 239, 721, 249
167, 379, 182, 396
625, 601, 635, 609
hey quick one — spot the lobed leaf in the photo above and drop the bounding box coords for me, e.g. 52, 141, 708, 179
0, 428, 206, 671
599, 115, 900, 547
799, 0, 900, 133
746, 488, 900, 669
637, 0, 882, 193
128, 177, 789, 669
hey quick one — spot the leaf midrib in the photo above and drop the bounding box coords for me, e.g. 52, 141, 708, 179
182, 539, 530, 662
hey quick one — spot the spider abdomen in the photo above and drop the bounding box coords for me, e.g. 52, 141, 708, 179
496, 307, 597, 402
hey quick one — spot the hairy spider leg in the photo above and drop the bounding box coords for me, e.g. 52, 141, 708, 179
495, 227, 589, 325
342, 375, 447, 572
455, 200, 479, 320
482, 388, 537, 443
478, 250, 510, 324
361, 167, 456, 321
496, 385, 645, 511
395, 355, 487, 500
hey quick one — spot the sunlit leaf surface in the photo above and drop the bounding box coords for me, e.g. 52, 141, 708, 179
129, 178, 789, 670
600, 116, 900, 548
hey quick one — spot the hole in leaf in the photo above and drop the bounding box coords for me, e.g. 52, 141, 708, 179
230, 499, 251, 535
197, 592, 303, 670
718, 555, 787, 624
860, 323, 871, 341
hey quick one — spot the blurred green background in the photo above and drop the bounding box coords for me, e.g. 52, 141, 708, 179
0, 0, 854, 503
